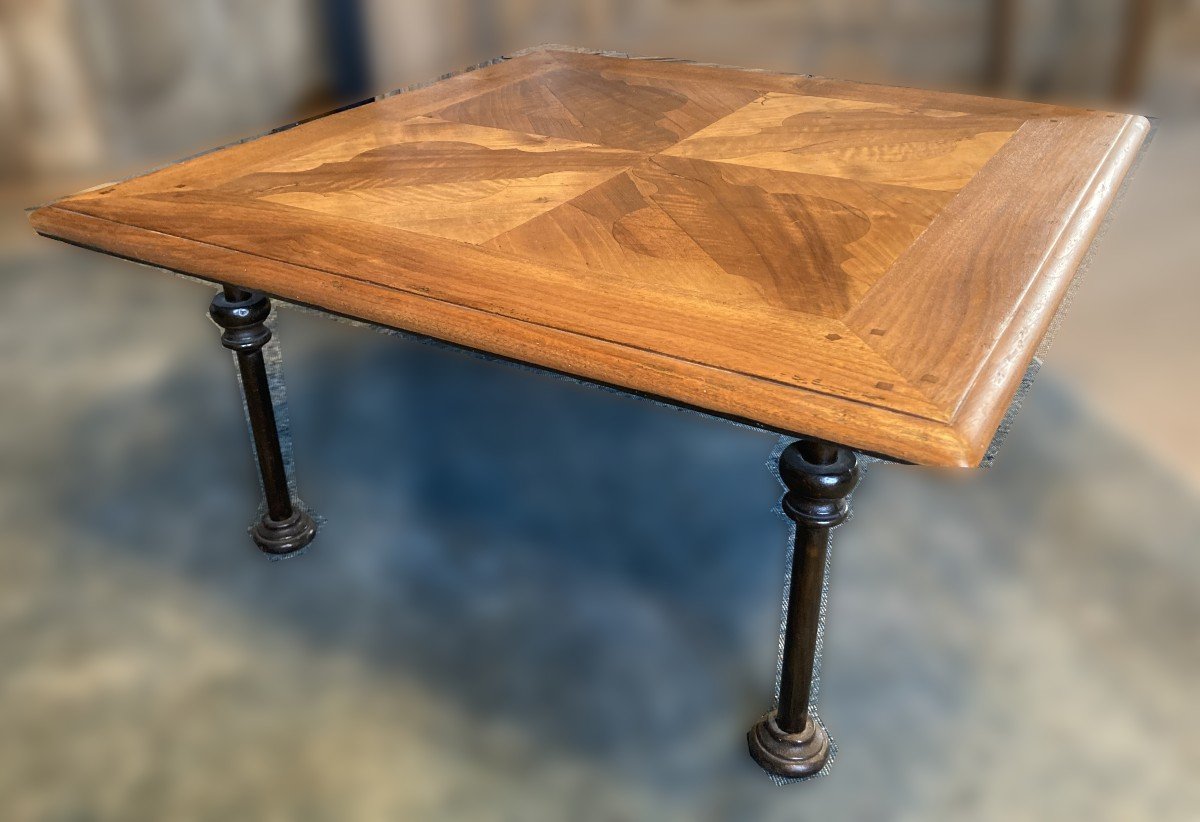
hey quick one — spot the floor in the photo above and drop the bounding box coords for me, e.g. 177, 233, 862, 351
0, 224, 1197, 819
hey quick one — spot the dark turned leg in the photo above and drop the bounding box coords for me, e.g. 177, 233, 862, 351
209, 285, 317, 555
748, 437, 859, 779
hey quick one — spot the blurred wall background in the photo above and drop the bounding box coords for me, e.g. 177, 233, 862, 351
1, 2, 1198, 820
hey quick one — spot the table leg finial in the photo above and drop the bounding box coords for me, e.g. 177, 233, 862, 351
210, 285, 316, 556
748, 437, 858, 779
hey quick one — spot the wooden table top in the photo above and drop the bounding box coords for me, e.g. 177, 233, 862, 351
30, 46, 1149, 467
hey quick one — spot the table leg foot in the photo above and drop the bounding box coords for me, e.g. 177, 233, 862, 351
748, 437, 858, 780
210, 285, 317, 556
250, 507, 318, 556
748, 710, 830, 779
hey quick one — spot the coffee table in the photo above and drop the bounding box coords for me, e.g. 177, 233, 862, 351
29, 46, 1149, 780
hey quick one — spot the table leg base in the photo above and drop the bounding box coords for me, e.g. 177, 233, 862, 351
250, 507, 317, 556
747, 710, 831, 779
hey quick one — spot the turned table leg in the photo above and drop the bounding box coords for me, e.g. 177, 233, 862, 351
209, 285, 317, 555
748, 437, 859, 778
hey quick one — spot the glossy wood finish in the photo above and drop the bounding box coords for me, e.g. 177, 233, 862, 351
29, 46, 1149, 466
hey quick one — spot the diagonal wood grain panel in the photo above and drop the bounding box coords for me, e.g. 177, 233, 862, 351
61, 51, 567, 203
217, 116, 637, 243
29, 46, 1151, 466
434, 65, 763, 151
664, 92, 1019, 190
487, 156, 954, 315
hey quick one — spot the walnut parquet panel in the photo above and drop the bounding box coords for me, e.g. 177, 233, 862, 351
29, 46, 1150, 466
221, 116, 638, 243
662, 92, 1020, 191
486, 156, 955, 315
433, 65, 763, 151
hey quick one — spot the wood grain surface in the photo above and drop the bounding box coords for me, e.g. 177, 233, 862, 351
29, 46, 1150, 466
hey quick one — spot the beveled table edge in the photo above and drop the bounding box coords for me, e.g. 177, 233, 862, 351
30, 205, 970, 465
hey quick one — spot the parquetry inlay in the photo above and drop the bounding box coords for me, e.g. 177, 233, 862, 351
30, 47, 1150, 466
